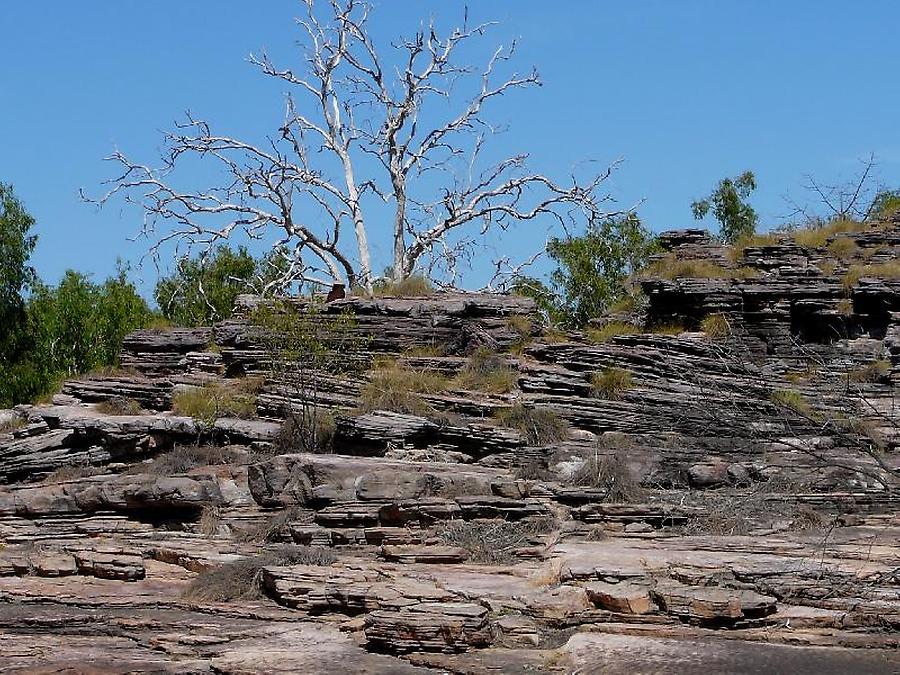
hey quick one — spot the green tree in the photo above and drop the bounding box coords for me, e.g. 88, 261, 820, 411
691, 171, 759, 244
515, 214, 657, 327
155, 246, 290, 326
0, 183, 39, 407
869, 189, 900, 219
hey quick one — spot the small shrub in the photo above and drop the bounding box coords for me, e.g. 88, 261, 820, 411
181, 545, 336, 603
124, 445, 244, 476
453, 347, 519, 394
514, 458, 552, 481
94, 397, 144, 416
172, 378, 261, 423
700, 313, 731, 339
849, 360, 891, 383
272, 410, 336, 454
589, 367, 633, 401
358, 361, 447, 416
789, 505, 827, 531
494, 403, 569, 445
584, 321, 640, 344
372, 274, 434, 297
770, 388, 814, 417
567, 448, 644, 503
437, 518, 557, 565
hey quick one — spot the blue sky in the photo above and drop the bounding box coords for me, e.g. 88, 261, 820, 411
2, 1, 899, 297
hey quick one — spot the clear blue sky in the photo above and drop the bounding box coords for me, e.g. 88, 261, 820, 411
3, 1, 899, 297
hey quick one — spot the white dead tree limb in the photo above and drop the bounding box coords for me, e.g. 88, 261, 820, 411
87, 0, 615, 292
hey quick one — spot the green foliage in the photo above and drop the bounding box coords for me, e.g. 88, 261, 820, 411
2, 264, 153, 406
870, 189, 900, 218
692, 171, 759, 244
155, 245, 289, 327
515, 214, 657, 327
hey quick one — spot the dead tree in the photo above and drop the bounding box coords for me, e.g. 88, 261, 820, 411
89, 0, 614, 292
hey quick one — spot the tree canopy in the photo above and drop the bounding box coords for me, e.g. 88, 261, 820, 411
691, 171, 758, 244
515, 214, 656, 327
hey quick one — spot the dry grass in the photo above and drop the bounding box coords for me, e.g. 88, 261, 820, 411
770, 388, 815, 417
0, 417, 25, 434
372, 274, 434, 297
650, 322, 685, 336
239, 507, 306, 544
817, 260, 838, 277
358, 361, 448, 416
181, 545, 336, 603
836, 298, 854, 316
494, 403, 569, 445
95, 397, 144, 416
728, 232, 783, 262
589, 367, 633, 401
43, 465, 104, 483
436, 517, 558, 565
584, 321, 640, 344
172, 378, 262, 423
567, 447, 644, 503
849, 359, 891, 383
842, 261, 900, 290
197, 502, 222, 536
645, 255, 758, 280
700, 313, 731, 339
453, 347, 519, 394
792, 219, 866, 249
827, 236, 860, 259
271, 410, 336, 455
506, 315, 534, 354
124, 445, 244, 476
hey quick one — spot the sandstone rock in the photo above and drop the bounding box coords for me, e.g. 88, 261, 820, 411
651, 580, 777, 624
364, 601, 491, 653
584, 581, 654, 614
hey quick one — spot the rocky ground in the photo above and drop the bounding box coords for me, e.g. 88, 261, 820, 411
1, 221, 899, 673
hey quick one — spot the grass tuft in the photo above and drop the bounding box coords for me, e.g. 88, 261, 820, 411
372, 274, 434, 297
770, 388, 815, 417
172, 378, 262, 423
584, 321, 640, 344
181, 545, 336, 603
358, 361, 448, 416
453, 347, 519, 393
700, 313, 731, 339
494, 403, 569, 445
95, 397, 144, 416
566, 447, 643, 503
589, 367, 633, 400
848, 359, 891, 384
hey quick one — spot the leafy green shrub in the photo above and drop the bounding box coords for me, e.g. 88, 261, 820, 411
494, 403, 569, 445
513, 213, 657, 327
692, 171, 758, 244
453, 347, 518, 393
584, 321, 640, 344
589, 367, 633, 400
358, 361, 448, 416
181, 545, 336, 602
700, 313, 731, 339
